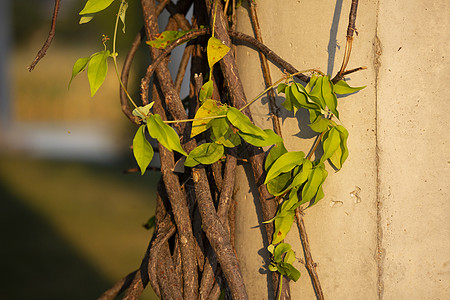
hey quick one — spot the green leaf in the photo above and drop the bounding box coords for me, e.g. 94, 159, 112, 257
87, 50, 110, 96
79, 14, 95, 24
209, 118, 241, 148
277, 83, 288, 94
80, 0, 115, 15
146, 30, 192, 49
143, 215, 156, 230
291, 82, 319, 110
133, 125, 154, 175
267, 172, 292, 196
147, 114, 188, 156
207, 37, 230, 69
291, 159, 312, 187
281, 85, 294, 111
268, 264, 278, 272
199, 80, 213, 103
322, 76, 339, 118
184, 142, 224, 167
226, 107, 268, 138
265, 151, 305, 184
280, 263, 301, 282
333, 80, 366, 95
273, 243, 291, 262
272, 211, 295, 244
320, 127, 341, 163
191, 99, 225, 138
300, 164, 328, 205
284, 248, 296, 264
329, 125, 349, 169
265, 142, 288, 172
309, 76, 326, 109
238, 129, 282, 147
132, 102, 154, 120
308, 115, 330, 133
118, 0, 128, 33
305, 73, 319, 93
69, 57, 90, 89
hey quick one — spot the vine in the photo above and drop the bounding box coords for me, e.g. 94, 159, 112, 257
30, 0, 365, 299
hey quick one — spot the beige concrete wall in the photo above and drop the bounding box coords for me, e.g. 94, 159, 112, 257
232, 0, 450, 299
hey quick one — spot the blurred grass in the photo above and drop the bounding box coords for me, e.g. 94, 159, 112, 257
0, 155, 160, 300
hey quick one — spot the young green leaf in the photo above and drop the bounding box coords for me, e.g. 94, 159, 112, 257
272, 211, 295, 244
309, 76, 326, 109
209, 118, 241, 148
273, 243, 292, 262
277, 83, 288, 94
320, 127, 341, 163
322, 76, 339, 118
207, 37, 230, 69
281, 85, 294, 111
69, 57, 90, 89
87, 50, 110, 96
80, 0, 115, 15
279, 262, 301, 282
265, 151, 305, 184
191, 99, 225, 138
146, 30, 192, 49
333, 80, 366, 95
226, 107, 268, 138
291, 82, 319, 110
300, 164, 328, 205
199, 80, 214, 103
132, 102, 154, 120
305, 73, 319, 93
133, 125, 154, 175
308, 115, 330, 133
238, 129, 282, 147
265, 142, 288, 171
184, 142, 224, 167
118, 0, 128, 33
267, 172, 293, 197
147, 114, 188, 156
329, 125, 349, 169
79, 14, 95, 24
291, 159, 312, 188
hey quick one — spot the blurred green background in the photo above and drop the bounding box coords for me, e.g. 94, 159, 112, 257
1, 0, 161, 299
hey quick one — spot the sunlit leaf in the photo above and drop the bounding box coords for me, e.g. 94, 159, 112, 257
291, 82, 319, 110
333, 80, 365, 95
80, 0, 115, 15
322, 76, 339, 118
305, 73, 319, 93
277, 83, 288, 94
308, 115, 330, 133
281, 85, 294, 111
265, 151, 305, 184
329, 125, 349, 169
238, 129, 282, 147
265, 142, 288, 171
132, 102, 154, 120
87, 50, 110, 96
267, 172, 292, 196
227, 107, 268, 138
272, 211, 295, 244
309, 76, 326, 109
147, 114, 188, 156
69, 57, 90, 89
300, 164, 328, 205
320, 127, 340, 163
146, 30, 192, 49
209, 118, 240, 148
191, 99, 225, 138
207, 37, 230, 69
79, 14, 95, 24
280, 262, 301, 282
184, 142, 224, 167
133, 125, 154, 175
199, 80, 213, 103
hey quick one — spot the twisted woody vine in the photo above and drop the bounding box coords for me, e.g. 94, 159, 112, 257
29, 0, 365, 299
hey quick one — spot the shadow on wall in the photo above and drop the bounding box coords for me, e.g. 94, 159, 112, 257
0, 180, 110, 300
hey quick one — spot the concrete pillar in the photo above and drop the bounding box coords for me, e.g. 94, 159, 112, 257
232, 0, 449, 299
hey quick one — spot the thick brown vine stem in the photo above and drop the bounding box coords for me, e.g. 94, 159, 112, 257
204, 0, 282, 297
28, 0, 61, 71
142, 1, 248, 298
247, 0, 282, 138
98, 270, 138, 300
295, 209, 324, 300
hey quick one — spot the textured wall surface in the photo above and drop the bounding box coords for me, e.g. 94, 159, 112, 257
232, 1, 449, 299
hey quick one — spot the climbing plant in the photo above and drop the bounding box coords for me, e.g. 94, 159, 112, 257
29, 0, 364, 299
